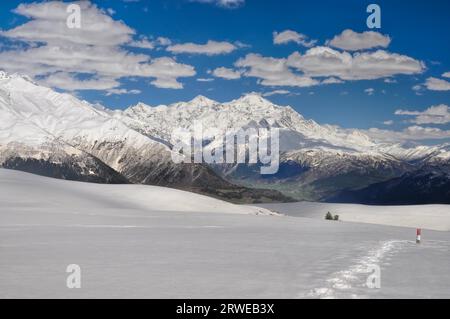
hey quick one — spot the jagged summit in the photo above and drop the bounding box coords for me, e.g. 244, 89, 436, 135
188, 95, 218, 107
0, 72, 444, 161
127, 102, 153, 113
228, 92, 273, 107
0, 71, 174, 168
120, 92, 378, 153
0, 70, 38, 86
0, 70, 11, 80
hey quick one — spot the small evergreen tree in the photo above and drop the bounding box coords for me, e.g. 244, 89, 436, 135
325, 212, 333, 220
334, 215, 339, 221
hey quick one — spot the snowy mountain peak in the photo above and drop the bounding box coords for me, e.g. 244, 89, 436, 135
114, 92, 383, 154
128, 102, 153, 113
0, 70, 11, 80
15, 73, 36, 84
0, 71, 442, 164
0, 74, 173, 164
230, 92, 273, 107
0, 71, 42, 93
189, 95, 218, 107
0, 70, 36, 84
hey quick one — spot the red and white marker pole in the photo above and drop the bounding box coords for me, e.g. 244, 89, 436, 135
416, 228, 422, 244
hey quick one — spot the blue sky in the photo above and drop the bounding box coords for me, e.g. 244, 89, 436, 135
0, 0, 449, 141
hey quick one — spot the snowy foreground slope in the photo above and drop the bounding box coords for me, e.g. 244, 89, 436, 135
259, 202, 450, 231
1, 169, 450, 298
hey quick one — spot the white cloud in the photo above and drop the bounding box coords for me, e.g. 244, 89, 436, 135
365, 88, 375, 95
127, 36, 172, 50
0, 1, 195, 91
412, 84, 424, 95
3, 2, 133, 46
211, 67, 242, 80
128, 37, 155, 49
322, 77, 344, 84
367, 126, 450, 142
235, 53, 319, 88
41, 72, 119, 91
395, 104, 450, 124
146, 57, 196, 89
424, 77, 450, 91
286, 47, 424, 80
189, 0, 245, 8
383, 120, 394, 126
443, 72, 450, 78
234, 41, 251, 49
234, 48, 422, 88
327, 29, 391, 51
273, 30, 317, 47
167, 40, 237, 55
105, 88, 141, 96
262, 90, 292, 97
156, 37, 172, 46
197, 78, 215, 82
384, 78, 397, 83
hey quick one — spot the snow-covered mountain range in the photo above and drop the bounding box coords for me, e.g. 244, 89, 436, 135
1, 70, 449, 203
0, 71, 291, 203
116, 92, 449, 158
113, 90, 449, 202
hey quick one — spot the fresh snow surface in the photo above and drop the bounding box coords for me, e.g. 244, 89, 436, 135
0, 169, 272, 217
258, 202, 450, 231
1, 169, 450, 299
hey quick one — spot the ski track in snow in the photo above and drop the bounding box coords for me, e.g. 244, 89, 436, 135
303, 240, 411, 299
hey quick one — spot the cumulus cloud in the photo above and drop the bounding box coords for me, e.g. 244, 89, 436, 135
286, 47, 424, 80
211, 67, 242, 80
327, 29, 391, 51
105, 88, 141, 96
384, 78, 397, 84
424, 77, 450, 91
411, 84, 424, 96
145, 57, 196, 89
235, 53, 319, 88
234, 48, 423, 88
127, 36, 171, 50
322, 77, 344, 84
128, 37, 155, 49
41, 72, 120, 91
395, 105, 450, 124
0, 1, 195, 91
262, 90, 292, 97
189, 0, 245, 8
367, 126, 450, 142
167, 40, 237, 55
2, 2, 133, 46
156, 37, 172, 46
443, 72, 450, 78
364, 88, 375, 95
197, 78, 215, 82
273, 30, 317, 47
